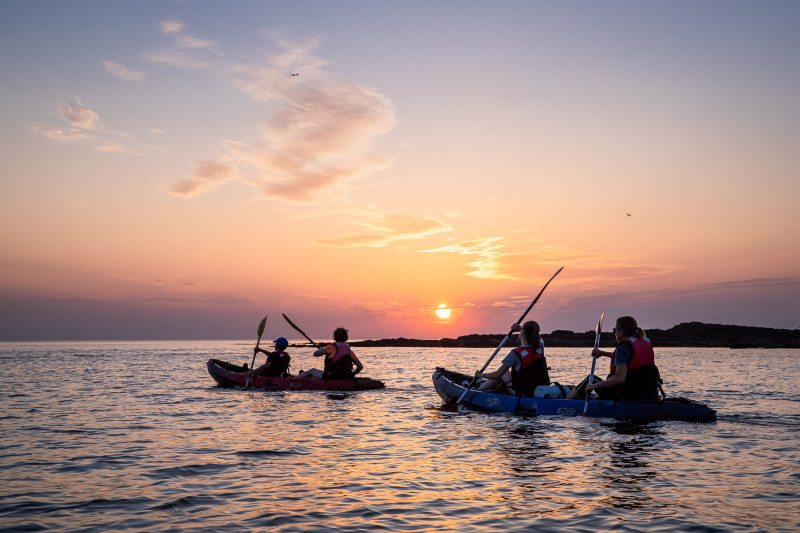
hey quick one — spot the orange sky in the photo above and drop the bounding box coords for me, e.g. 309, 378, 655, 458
1, 2, 799, 340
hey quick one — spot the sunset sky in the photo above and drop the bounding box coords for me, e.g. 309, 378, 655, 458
2, 1, 799, 341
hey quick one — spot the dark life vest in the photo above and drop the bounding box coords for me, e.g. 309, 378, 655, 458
262, 352, 291, 377
323, 342, 355, 379
510, 340, 550, 396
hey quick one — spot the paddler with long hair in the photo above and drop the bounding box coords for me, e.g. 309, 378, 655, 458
568, 315, 661, 399
474, 320, 550, 396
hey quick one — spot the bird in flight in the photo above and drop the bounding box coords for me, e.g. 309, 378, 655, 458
290, 73, 299, 77
626, 213, 632, 217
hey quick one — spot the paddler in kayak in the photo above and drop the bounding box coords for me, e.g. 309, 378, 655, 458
313, 327, 364, 379
247, 337, 292, 377
474, 320, 550, 396
567, 315, 662, 400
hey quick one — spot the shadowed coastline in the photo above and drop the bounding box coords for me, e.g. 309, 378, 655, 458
342, 322, 800, 349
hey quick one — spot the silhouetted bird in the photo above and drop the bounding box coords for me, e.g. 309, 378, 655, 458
626, 213, 631, 217
290, 73, 299, 77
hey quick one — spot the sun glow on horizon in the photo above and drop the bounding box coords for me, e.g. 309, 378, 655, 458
435, 304, 451, 319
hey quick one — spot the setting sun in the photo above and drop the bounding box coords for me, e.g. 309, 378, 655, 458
435, 305, 451, 319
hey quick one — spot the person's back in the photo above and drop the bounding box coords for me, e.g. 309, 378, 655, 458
315, 327, 364, 380
510, 340, 550, 396
323, 342, 355, 379
263, 351, 291, 377
616, 336, 659, 399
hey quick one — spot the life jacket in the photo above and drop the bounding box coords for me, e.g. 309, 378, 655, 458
608, 337, 660, 399
263, 352, 291, 377
622, 337, 655, 370
323, 342, 355, 379
510, 339, 550, 396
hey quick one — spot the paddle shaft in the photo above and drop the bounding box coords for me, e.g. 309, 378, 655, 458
583, 311, 604, 414
243, 316, 268, 390
282, 313, 317, 346
450, 266, 564, 407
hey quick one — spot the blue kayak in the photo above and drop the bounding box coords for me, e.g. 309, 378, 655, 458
433, 367, 716, 421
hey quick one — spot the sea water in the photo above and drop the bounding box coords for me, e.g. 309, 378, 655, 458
1, 342, 799, 532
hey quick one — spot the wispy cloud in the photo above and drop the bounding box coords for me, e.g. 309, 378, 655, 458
422, 237, 513, 280
103, 60, 145, 82
29, 98, 140, 154
160, 20, 184, 34
146, 19, 223, 69
164, 30, 396, 202
422, 237, 673, 283
315, 209, 453, 248
56, 99, 99, 129
165, 160, 237, 197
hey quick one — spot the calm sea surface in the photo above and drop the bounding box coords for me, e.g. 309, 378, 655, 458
1, 342, 799, 532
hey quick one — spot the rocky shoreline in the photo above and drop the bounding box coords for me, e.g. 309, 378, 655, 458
346, 322, 800, 349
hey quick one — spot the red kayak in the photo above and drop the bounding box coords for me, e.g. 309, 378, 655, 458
207, 359, 385, 391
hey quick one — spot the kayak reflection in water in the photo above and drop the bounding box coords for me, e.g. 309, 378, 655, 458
568, 315, 662, 400
474, 321, 550, 396
298, 327, 364, 380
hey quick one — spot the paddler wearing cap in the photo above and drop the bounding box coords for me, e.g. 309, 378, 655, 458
247, 337, 292, 377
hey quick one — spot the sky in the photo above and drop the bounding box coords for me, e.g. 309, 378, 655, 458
1, 1, 799, 341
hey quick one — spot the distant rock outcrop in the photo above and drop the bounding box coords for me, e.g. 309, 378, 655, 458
349, 322, 800, 349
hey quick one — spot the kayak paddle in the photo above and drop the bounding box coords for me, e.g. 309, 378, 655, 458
243, 315, 268, 391
443, 266, 564, 411
282, 313, 318, 346
582, 311, 604, 415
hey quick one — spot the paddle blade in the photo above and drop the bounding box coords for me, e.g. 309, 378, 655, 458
594, 311, 605, 349
257, 316, 268, 338
442, 401, 459, 412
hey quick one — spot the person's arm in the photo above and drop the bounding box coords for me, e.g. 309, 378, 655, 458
476, 363, 510, 381
248, 360, 272, 375
313, 344, 333, 357
591, 347, 615, 358
350, 352, 363, 375
586, 364, 627, 392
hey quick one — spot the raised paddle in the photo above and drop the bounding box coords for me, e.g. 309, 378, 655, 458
443, 265, 564, 411
582, 311, 604, 415
282, 313, 318, 346
242, 315, 268, 391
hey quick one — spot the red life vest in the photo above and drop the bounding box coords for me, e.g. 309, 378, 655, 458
510, 339, 549, 395
511, 338, 545, 370
621, 337, 655, 370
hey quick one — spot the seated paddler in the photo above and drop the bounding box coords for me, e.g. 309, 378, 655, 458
567, 315, 661, 400
474, 320, 550, 396
248, 337, 292, 377
313, 327, 364, 380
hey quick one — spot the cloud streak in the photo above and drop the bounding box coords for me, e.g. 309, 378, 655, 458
316, 210, 453, 248
103, 60, 145, 82
29, 98, 140, 155
422, 237, 673, 283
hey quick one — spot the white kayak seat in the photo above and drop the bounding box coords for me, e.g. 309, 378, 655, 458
533, 382, 571, 399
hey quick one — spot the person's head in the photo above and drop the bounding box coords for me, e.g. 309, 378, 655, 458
519, 320, 540, 347
333, 327, 349, 343
274, 337, 289, 351
614, 316, 644, 340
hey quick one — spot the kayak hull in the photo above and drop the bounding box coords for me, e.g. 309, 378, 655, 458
433, 367, 716, 421
207, 359, 385, 391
